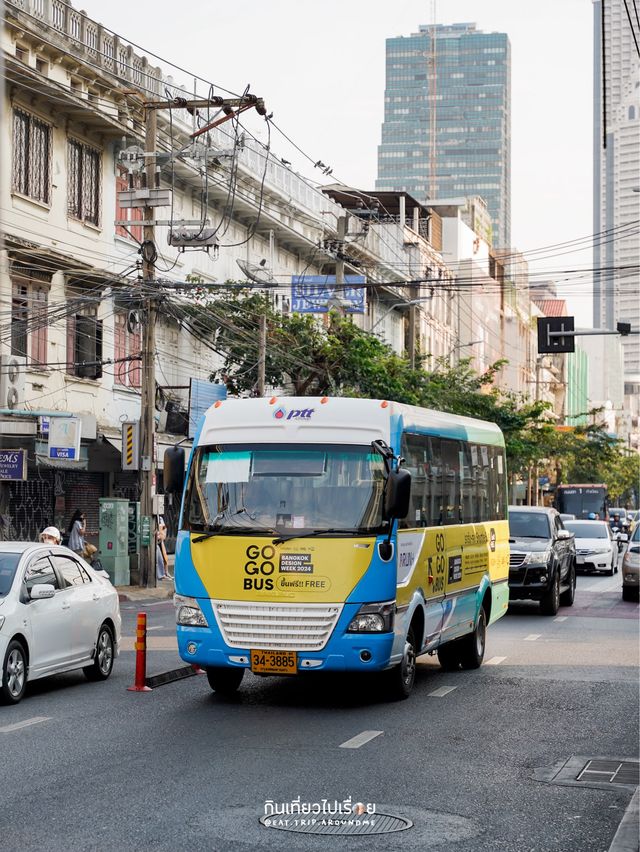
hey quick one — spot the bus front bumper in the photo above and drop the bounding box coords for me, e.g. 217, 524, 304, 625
177, 625, 395, 673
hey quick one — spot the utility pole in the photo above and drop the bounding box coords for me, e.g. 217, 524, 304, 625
140, 105, 158, 588
257, 310, 266, 397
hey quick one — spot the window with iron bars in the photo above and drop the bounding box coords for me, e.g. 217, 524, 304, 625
68, 140, 101, 226
114, 312, 141, 388
66, 302, 103, 380
12, 109, 51, 204
10, 267, 50, 366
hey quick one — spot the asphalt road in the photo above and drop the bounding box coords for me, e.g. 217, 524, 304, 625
0, 559, 637, 852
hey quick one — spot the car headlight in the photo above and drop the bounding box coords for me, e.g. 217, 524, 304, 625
348, 601, 395, 633
523, 550, 552, 565
589, 548, 610, 555
174, 594, 208, 627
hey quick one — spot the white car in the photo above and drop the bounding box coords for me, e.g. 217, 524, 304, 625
0, 542, 121, 704
563, 520, 617, 576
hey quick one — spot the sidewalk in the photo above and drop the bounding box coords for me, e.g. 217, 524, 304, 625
116, 553, 175, 602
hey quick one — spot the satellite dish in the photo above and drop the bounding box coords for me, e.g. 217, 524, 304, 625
236, 258, 277, 287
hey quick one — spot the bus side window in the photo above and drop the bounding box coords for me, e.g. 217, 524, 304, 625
441, 439, 461, 525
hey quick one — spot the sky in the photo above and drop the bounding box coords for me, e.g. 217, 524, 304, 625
81, 0, 595, 324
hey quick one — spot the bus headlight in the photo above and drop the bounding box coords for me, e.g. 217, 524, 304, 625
348, 602, 395, 633
175, 595, 209, 627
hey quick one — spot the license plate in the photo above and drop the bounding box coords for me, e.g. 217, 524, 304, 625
251, 649, 297, 675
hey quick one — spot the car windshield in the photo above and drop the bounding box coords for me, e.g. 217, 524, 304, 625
0, 552, 21, 596
186, 443, 386, 535
564, 521, 609, 539
632, 525, 640, 543
508, 511, 550, 539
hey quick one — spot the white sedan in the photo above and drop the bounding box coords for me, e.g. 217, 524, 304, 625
0, 542, 121, 704
563, 520, 617, 576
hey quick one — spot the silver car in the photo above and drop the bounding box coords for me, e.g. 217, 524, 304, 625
0, 543, 121, 704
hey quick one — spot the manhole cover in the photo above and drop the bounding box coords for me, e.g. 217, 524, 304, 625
260, 812, 413, 835
577, 759, 640, 786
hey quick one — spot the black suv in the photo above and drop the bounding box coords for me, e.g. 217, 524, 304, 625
508, 506, 576, 615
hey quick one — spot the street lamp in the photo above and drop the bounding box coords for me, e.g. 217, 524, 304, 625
370, 297, 433, 334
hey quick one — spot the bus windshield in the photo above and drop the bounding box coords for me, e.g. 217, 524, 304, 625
556, 486, 607, 519
185, 443, 386, 535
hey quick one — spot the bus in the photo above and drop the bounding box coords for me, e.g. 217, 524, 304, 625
555, 484, 608, 520
164, 397, 510, 700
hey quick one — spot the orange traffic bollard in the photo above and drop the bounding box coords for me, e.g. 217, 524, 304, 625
127, 611, 152, 692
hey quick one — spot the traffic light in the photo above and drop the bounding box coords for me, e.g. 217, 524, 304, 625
537, 316, 575, 354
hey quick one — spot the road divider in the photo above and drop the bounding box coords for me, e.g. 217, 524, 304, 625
127, 611, 205, 692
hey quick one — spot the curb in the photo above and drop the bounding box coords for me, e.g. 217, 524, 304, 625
609, 788, 639, 852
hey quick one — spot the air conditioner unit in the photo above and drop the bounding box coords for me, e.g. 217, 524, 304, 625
0, 355, 26, 410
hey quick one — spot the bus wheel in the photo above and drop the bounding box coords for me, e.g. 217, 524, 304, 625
458, 607, 487, 670
437, 642, 461, 671
385, 627, 416, 700
205, 666, 244, 695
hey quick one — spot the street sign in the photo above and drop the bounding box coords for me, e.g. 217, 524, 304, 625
0, 449, 27, 481
537, 316, 575, 354
122, 421, 140, 470
291, 275, 366, 314
48, 417, 81, 460
141, 515, 151, 546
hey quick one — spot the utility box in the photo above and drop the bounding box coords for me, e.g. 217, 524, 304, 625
99, 497, 130, 586
128, 501, 141, 584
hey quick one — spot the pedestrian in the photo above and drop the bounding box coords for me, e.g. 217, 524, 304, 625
156, 516, 169, 581
67, 509, 87, 556
39, 526, 61, 545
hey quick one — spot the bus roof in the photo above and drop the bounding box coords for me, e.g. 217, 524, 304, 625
196, 397, 505, 448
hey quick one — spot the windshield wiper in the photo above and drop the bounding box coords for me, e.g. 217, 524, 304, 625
272, 528, 368, 545
192, 509, 279, 543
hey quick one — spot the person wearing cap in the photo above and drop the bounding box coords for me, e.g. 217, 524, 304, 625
39, 526, 61, 545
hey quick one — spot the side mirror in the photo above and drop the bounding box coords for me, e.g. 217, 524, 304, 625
557, 529, 572, 540
30, 584, 55, 600
164, 446, 185, 495
385, 468, 411, 520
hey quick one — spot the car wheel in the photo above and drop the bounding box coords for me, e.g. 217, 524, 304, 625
205, 666, 244, 695
540, 572, 560, 615
622, 586, 639, 602
384, 627, 417, 700
458, 607, 487, 669
560, 563, 576, 607
84, 624, 115, 682
1, 640, 27, 705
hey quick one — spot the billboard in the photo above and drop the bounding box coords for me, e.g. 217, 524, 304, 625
291, 275, 366, 314
0, 449, 27, 481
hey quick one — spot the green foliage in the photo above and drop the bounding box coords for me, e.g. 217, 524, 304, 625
185, 290, 636, 497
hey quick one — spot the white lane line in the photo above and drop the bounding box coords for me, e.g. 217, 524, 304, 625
0, 716, 50, 734
485, 656, 506, 665
429, 686, 458, 697
524, 634, 541, 641
339, 730, 383, 749
554, 616, 568, 622
146, 625, 165, 631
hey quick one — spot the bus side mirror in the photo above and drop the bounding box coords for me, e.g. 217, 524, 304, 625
385, 468, 411, 519
164, 446, 185, 494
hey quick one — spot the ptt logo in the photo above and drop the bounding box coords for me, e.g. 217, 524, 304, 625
272, 407, 315, 421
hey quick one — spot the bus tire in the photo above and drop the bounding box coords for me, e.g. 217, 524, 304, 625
384, 627, 416, 700
458, 607, 487, 670
205, 666, 244, 695
437, 642, 461, 671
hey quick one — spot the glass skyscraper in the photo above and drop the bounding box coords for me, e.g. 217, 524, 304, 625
376, 23, 511, 248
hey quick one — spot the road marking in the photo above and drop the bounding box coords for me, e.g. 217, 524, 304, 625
485, 656, 506, 665
0, 716, 50, 734
146, 625, 165, 631
429, 685, 457, 697
524, 634, 541, 641
120, 636, 178, 651
339, 730, 383, 749
554, 616, 568, 622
